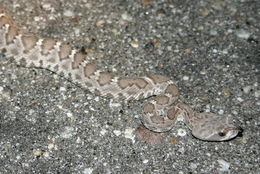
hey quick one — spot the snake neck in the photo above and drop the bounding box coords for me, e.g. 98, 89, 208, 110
175, 103, 199, 130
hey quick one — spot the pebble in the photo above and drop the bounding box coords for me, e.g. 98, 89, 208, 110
218, 109, 224, 115
100, 129, 107, 135
82, 168, 93, 174
243, 86, 252, 94
109, 101, 122, 108
42, 3, 52, 11
255, 90, 260, 98
59, 87, 66, 92
184, 48, 191, 54
74, 28, 81, 36
190, 162, 199, 169
143, 159, 149, 164
124, 127, 135, 143
113, 130, 121, 136
0, 86, 4, 93
43, 152, 50, 158
63, 10, 74, 17
48, 142, 56, 150
60, 126, 76, 138
96, 19, 105, 27
222, 88, 231, 97
121, 13, 133, 21
237, 97, 244, 102
217, 159, 230, 172
152, 38, 160, 47
85, 3, 93, 9
32, 149, 42, 157
177, 129, 187, 137
183, 76, 189, 81
235, 29, 251, 39
209, 29, 218, 36
66, 111, 74, 119
199, 8, 209, 16
130, 40, 139, 48
178, 147, 185, 154
34, 16, 44, 23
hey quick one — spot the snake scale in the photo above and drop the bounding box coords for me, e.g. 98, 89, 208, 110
0, 8, 242, 141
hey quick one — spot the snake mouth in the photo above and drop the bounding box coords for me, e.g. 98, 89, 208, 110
219, 126, 243, 141
236, 126, 244, 137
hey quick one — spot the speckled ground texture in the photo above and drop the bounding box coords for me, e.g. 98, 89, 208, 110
0, 0, 259, 173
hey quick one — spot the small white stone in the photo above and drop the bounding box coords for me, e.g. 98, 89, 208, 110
0, 86, 3, 93
94, 97, 100, 102
74, 28, 80, 36
42, 3, 52, 10
178, 147, 185, 154
60, 126, 75, 138
48, 142, 55, 150
11, 74, 17, 80
82, 168, 93, 174
96, 19, 105, 27
113, 130, 121, 136
190, 162, 198, 169
205, 108, 211, 112
218, 109, 224, 115
209, 29, 218, 36
222, 49, 228, 54
227, 29, 233, 33
109, 101, 121, 108
100, 128, 107, 135
124, 127, 135, 143
200, 70, 207, 75
63, 10, 74, 17
130, 40, 139, 48
217, 159, 230, 172
232, 110, 238, 115
176, 115, 184, 122
76, 137, 81, 143
85, 3, 93, 9
254, 90, 260, 98
243, 86, 252, 94
34, 16, 42, 22
121, 13, 133, 21
143, 159, 149, 164
66, 112, 73, 118
177, 129, 187, 137
32, 149, 42, 156
183, 76, 189, 81
237, 97, 244, 102
43, 152, 50, 158
235, 29, 251, 39
59, 87, 66, 92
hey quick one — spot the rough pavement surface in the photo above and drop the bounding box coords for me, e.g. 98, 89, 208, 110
0, 0, 259, 173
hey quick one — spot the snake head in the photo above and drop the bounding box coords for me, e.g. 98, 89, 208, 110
191, 113, 243, 141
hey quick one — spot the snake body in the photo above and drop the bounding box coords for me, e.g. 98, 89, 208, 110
0, 8, 241, 141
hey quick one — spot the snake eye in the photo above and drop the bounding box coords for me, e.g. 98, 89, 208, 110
218, 132, 226, 137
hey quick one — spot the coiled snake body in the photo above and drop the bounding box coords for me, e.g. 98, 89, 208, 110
0, 8, 241, 141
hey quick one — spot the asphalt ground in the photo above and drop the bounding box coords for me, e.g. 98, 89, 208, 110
0, 0, 259, 173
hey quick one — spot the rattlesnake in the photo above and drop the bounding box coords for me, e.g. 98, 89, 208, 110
0, 8, 242, 141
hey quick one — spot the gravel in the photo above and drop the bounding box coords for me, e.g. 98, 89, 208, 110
0, 0, 259, 173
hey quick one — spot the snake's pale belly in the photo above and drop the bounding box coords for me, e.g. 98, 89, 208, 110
0, 8, 241, 141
